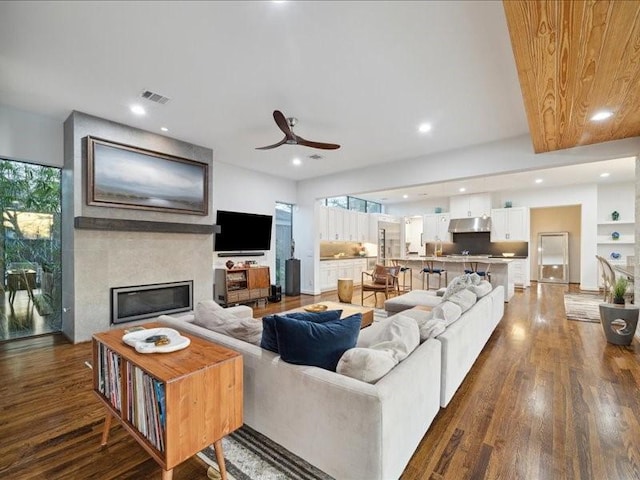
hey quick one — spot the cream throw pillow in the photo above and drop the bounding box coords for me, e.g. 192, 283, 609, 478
337, 314, 420, 383
396, 309, 446, 342
468, 280, 492, 298
432, 301, 463, 326
193, 300, 262, 345
446, 289, 477, 313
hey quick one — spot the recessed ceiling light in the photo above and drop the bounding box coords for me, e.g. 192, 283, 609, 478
130, 104, 146, 115
535, 178, 543, 184
600, 172, 610, 177
418, 123, 432, 133
402, 194, 409, 199
459, 187, 466, 192
292, 158, 302, 166
160, 127, 168, 132
590, 110, 613, 121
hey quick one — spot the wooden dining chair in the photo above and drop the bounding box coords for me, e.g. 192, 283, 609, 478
361, 264, 401, 307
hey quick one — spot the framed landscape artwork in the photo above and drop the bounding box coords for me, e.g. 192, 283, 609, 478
86, 136, 208, 215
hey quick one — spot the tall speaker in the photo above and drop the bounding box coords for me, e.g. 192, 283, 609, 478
285, 258, 301, 296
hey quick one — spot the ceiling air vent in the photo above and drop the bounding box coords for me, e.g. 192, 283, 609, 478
140, 89, 171, 105
308, 154, 323, 160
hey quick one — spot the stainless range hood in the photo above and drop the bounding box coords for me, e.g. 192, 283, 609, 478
448, 217, 491, 233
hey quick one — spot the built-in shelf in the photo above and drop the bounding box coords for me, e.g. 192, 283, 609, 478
597, 240, 635, 245
597, 221, 635, 225
74, 216, 216, 234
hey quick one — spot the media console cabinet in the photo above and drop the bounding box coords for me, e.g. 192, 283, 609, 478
215, 265, 270, 306
92, 322, 243, 480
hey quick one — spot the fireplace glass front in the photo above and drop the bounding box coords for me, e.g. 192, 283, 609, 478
111, 280, 193, 324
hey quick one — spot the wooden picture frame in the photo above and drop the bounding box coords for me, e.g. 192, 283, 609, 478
86, 136, 208, 215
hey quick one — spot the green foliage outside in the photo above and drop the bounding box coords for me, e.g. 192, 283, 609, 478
0, 159, 61, 323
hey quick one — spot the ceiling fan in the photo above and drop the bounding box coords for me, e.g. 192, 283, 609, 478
256, 110, 340, 150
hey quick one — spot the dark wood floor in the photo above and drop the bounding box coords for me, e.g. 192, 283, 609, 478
1, 284, 639, 479
0, 289, 59, 341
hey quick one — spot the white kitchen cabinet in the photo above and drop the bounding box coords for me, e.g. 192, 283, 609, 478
510, 258, 530, 288
352, 258, 367, 284
326, 207, 345, 241
338, 260, 354, 284
490, 207, 529, 242
319, 260, 339, 291
450, 194, 492, 218
354, 212, 369, 242
422, 213, 451, 243
318, 206, 329, 240
322, 208, 368, 242
368, 214, 381, 244
320, 259, 367, 291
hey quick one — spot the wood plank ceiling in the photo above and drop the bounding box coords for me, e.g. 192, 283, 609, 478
503, 0, 640, 153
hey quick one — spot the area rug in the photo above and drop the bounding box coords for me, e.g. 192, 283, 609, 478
198, 425, 334, 480
564, 293, 603, 323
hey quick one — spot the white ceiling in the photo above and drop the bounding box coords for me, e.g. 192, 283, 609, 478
0, 1, 529, 181
354, 156, 637, 204
1, 0, 635, 199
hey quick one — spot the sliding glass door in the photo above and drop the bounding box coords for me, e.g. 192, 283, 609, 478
0, 159, 61, 340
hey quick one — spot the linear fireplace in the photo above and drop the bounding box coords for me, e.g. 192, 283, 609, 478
111, 280, 193, 324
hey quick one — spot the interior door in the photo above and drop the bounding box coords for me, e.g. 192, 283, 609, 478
538, 232, 569, 283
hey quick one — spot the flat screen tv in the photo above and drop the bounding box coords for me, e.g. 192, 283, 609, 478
214, 210, 273, 252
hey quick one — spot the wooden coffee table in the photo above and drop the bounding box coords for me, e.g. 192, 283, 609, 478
284, 301, 374, 329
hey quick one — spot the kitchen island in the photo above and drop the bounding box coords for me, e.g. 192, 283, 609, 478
389, 256, 515, 302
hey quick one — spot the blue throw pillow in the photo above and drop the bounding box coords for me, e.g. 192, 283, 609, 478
260, 309, 343, 353
274, 313, 362, 371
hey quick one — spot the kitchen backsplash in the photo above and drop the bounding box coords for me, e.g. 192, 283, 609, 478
426, 232, 528, 257
320, 241, 376, 257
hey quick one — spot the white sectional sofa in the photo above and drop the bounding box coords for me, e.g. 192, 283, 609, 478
158, 312, 442, 480
157, 282, 504, 479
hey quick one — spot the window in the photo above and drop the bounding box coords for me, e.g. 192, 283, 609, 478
348, 197, 366, 212
322, 195, 381, 214
326, 196, 348, 208
1, 159, 61, 340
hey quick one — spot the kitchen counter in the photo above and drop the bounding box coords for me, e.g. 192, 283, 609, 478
389, 256, 515, 302
395, 255, 516, 264
320, 256, 376, 261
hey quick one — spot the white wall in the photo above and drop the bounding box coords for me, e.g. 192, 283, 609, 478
212, 161, 297, 281
386, 197, 451, 216
0, 104, 63, 167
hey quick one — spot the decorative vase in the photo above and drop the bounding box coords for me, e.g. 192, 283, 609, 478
225, 260, 234, 270
610, 252, 621, 260
613, 297, 625, 305
505, 201, 513, 208
611, 231, 620, 240
611, 211, 620, 221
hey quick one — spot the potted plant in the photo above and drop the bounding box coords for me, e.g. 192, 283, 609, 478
612, 276, 629, 305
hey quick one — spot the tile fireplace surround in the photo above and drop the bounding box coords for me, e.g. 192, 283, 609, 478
62, 111, 214, 343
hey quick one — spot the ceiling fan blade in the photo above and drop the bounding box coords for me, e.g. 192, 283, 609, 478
255, 136, 288, 150
296, 136, 341, 150
273, 110, 296, 140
